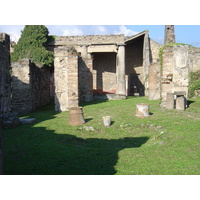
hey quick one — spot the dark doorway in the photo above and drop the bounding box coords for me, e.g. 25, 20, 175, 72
129, 73, 144, 96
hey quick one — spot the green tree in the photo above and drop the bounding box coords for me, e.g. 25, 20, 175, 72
11, 25, 54, 67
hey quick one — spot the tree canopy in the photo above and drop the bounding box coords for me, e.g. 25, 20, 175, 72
11, 25, 54, 67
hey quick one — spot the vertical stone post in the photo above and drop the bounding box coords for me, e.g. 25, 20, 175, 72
143, 30, 150, 96
161, 46, 174, 107
164, 25, 175, 45
148, 62, 161, 100
67, 49, 79, 109
116, 45, 126, 97
176, 96, 186, 110
54, 47, 70, 112
84, 57, 93, 102
166, 93, 174, 109
54, 47, 79, 112
0, 33, 11, 114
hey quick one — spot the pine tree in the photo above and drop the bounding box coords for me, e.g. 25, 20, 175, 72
11, 25, 54, 67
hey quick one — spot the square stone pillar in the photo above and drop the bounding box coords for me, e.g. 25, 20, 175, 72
116, 45, 126, 97
166, 93, 174, 110
176, 96, 186, 110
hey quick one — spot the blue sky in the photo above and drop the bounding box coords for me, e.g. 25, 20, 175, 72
1, 25, 200, 47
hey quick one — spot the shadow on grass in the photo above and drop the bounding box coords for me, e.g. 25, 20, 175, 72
3, 125, 149, 175
187, 100, 195, 107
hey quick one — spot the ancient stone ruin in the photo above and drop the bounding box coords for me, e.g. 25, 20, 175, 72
149, 25, 200, 107
0, 33, 19, 128
1, 25, 200, 117
12, 59, 50, 114
49, 31, 161, 111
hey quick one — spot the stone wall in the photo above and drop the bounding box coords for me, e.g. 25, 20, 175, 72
161, 46, 174, 105
54, 47, 79, 112
12, 59, 50, 114
188, 46, 200, 72
93, 53, 116, 94
78, 57, 93, 102
0, 33, 10, 174
50, 34, 125, 46
0, 127, 2, 174
0, 33, 11, 114
149, 39, 161, 63
148, 62, 161, 100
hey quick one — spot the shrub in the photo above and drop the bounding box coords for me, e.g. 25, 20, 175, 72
11, 25, 54, 67
189, 70, 200, 98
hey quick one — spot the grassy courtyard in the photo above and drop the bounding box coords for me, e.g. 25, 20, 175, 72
2, 97, 200, 175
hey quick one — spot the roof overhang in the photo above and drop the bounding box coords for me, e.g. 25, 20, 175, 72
125, 30, 149, 44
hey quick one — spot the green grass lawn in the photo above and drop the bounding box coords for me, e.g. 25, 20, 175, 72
2, 97, 200, 175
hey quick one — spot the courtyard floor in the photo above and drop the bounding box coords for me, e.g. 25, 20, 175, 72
2, 96, 200, 175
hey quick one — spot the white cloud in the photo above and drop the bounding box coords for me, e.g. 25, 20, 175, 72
114, 25, 138, 36
8, 33, 21, 43
93, 26, 108, 35
156, 37, 164, 45
0, 25, 24, 43
62, 27, 84, 36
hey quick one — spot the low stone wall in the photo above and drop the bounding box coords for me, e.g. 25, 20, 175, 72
12, 59, 50, 114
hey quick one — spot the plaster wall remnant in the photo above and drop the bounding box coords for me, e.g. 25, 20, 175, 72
164, 25, 175, 45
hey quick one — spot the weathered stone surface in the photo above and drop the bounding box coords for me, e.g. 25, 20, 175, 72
54, 48, 79, 112
164, 25, 175, 45
148, 63, 161, 100
0, 125, 3, 175
166, 93, 174, 110
12, 59, 50, 114
176, 96, 186, 110
1, 112, 20, 128
0, 33, 11, 114
19, 118, 36, 125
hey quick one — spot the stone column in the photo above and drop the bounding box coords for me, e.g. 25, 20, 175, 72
116, 45, 126, 97
164, 25, 175, 45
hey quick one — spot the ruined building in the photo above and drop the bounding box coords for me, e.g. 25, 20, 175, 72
2, 25, 200, 115
48, 31, 161, 111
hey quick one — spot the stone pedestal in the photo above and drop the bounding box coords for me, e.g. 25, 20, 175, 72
166, 93, 174, 110
135, 103, 150, 118
69, 107, 85, 126
176, 96, 186, 110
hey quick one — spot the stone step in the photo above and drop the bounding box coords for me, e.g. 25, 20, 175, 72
19, 118, 36, 125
